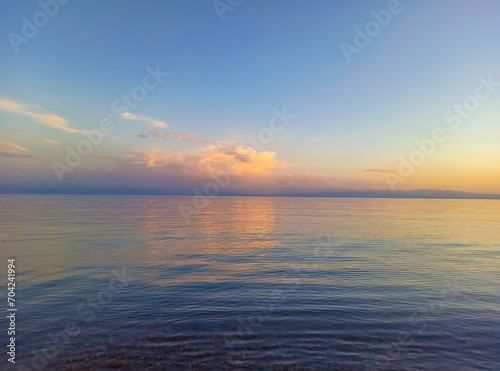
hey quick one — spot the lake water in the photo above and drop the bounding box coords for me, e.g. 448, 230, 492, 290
1, 195, 499, 370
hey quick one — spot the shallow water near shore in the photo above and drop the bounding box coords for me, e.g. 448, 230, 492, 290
1, 195, 499, 370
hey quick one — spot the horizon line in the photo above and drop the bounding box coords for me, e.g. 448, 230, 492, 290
1, 190, 500, 201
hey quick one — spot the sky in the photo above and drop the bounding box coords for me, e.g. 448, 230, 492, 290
0, 0, 499, 195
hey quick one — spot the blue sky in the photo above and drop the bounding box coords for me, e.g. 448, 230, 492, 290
1, 0, 499, 194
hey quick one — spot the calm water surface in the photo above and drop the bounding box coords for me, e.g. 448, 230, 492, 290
0, 195, 499, 370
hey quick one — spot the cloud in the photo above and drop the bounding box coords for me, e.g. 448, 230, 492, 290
219, 146, 252, 162
41, 138, 59, 146
0, 99, 80, 133
308, 131, 327, 143
278, 172, 332, 184
129, 144, 290, 177
120, 112, 167, 128
0, 140, 35, 158
138, 130, 221, 145
363, 168, 397, 174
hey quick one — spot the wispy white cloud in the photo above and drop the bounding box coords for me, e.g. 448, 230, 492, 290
41, 138, 59, 147
0, 99, 80, 133
138, 130, 224, 145
308, 130, 327, 143
0, 140, 34, 158
363, 168, 397, 174
120, 112, 168, 128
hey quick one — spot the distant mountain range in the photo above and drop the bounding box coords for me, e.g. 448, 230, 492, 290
2, 188, 500, 200
280, 189, 500, 200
